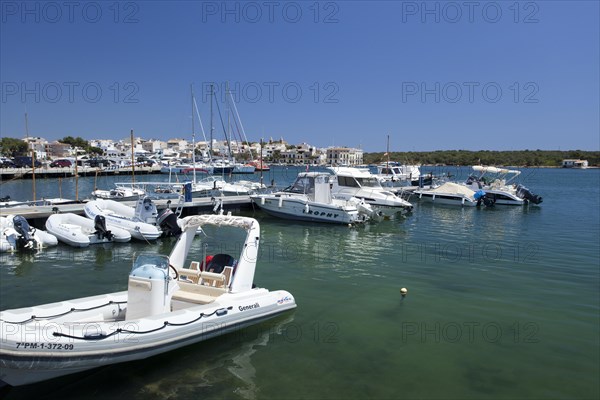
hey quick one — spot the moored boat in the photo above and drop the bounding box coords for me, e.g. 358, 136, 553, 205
91, 186, 147, 202
251, 172, 373, 224
45, 213, 131, 247
465, 166, 543, 206
0, 214, 297, 386
328, 167, 413, 217
0, 215, 58, 252
83, 198, 163, 241
414, 182, 480, 206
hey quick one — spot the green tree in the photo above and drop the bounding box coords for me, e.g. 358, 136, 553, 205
0, 137, 28, 157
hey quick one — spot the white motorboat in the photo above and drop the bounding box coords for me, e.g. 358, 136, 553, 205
465, 166, 543, 206
189, 176, 257, 197
0, 215, 58, 252
328, 167, 413, 217
250, 172, 373, 224
232, 163, 256, 174
375, 162, 422, 186
84, 198, 163, 241
414, 181, 480, 206
45, 213, 131, 247
0, 214, 297, 386
91, 186, 147, 202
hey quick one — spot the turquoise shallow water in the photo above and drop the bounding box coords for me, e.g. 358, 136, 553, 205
0, 166, 599, 399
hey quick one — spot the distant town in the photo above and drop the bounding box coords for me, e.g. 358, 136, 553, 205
0, 135, 597, 169
0, 135, 364, 167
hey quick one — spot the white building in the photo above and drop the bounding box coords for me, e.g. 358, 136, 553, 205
326, 147, 363, 166
562, 159, 589, 168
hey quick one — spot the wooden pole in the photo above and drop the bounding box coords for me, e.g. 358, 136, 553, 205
130, 129, 135, 184
25, 112, 36, 201
75, 147, 79, 201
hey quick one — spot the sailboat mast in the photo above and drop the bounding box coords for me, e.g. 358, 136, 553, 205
226, 82, 233, 163
191, 84, 196, 184
210, 84, 214, 156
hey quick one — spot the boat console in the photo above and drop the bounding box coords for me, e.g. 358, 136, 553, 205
126, 254, 179, 320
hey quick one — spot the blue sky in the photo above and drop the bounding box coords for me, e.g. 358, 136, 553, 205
1, 1, 598, 152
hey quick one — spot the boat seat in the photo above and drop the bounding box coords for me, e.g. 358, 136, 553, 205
199, 271, 227, 288
177, 267, 202, 284
205, 253, 236, 274
171, 281, 227, 304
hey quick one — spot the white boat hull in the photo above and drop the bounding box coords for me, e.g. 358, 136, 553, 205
0, 289, 295, 386
45, 213, 131, 247
84, 199, 162, 241
251, 194, 363, 224
0, 216, 58, 252
415, 192, 478, 207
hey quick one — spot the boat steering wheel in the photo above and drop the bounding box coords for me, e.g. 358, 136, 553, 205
169, 264, 179, 280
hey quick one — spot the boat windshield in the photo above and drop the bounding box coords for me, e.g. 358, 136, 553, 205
285, 176, 314, 194
131, 254, 170, 274
355, 177, 382, 188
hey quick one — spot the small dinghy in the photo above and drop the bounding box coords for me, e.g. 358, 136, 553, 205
84, 197, 165, 241
0, 215, 58, 252
45, 213, 131, 247
0, 214, 297, 386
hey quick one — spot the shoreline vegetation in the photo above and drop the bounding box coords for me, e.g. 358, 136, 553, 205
363, 150, 600, 167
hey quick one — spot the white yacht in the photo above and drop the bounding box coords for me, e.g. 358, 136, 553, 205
328, 167, 413, 217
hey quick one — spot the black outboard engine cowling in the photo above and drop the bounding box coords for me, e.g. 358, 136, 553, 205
157, 209, 182, 237
516, 184, 543, 205
13, 215, 36, 249
94, 215, 114, 240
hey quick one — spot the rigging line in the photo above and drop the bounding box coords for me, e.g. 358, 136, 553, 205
227, 92, 254, 159
224, 94, 243, 154
213, 96, 229, 157
192, 96, 210, 159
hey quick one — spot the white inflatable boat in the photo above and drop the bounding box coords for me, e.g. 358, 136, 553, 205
0, 215, 58, 252
45, 213, 131, 247
83, 197, 163, 241
0, 214, 297, 386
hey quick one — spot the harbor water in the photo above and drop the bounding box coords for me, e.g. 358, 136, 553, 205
0, 167, 598, 399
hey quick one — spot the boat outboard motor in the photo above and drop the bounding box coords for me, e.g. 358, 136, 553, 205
157, 209, 182, 237
12, 215, 36, 249
93, 215, 114, 241
483, 193, 496, 207
516, 184, 543, 204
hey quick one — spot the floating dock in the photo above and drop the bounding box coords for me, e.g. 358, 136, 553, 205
0, 196, 253, 229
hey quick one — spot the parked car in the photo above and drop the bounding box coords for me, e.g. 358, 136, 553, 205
50, 159, 72, 168
13, 156, 42, 168
0, 160, 16, 168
